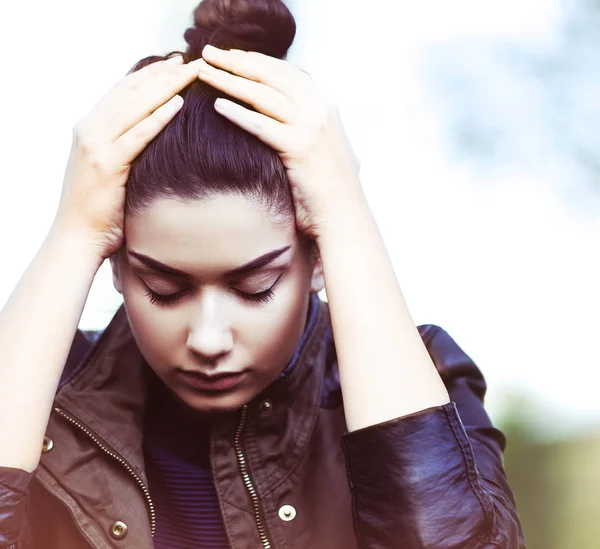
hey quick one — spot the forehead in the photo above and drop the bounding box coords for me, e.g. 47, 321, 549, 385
125, 195, 296, 273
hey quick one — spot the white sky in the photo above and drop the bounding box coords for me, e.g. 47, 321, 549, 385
1, 0, 598, 439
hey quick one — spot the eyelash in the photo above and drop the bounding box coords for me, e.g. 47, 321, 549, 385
142, 274, 283, 308
144, 288, 187, 307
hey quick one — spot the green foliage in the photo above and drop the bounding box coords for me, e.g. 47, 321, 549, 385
499, 393, 600, 549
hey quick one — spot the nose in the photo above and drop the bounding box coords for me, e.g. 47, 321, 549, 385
186, 292, 233, 364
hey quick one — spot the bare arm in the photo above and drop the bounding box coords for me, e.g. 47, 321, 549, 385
0, 54, 203, 472
0, 225, 102, 472
316, 189, 450, 432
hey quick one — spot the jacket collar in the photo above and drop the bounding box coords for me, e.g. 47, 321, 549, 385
54, 305, 149, 480
54, 297, 334, 488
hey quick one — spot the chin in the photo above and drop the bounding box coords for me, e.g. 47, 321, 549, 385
180, 390, 253, 414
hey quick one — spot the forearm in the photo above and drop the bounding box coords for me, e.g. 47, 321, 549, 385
316, 190, 449, 432
0, 223, 101, 472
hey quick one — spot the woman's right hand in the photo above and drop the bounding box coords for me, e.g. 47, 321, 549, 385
54, 55, 202, 261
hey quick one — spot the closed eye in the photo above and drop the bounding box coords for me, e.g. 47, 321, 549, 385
144, 287, 187, 307
139, 277, 188, 307
233, 273, 284, 304
140, 273, 284, 307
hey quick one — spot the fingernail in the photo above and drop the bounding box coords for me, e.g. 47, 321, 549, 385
166, 95, 184, 111
203, 44, 222, 57
214, 98, 229, 111
166, 55, 183, 65
197, 59, 211, 73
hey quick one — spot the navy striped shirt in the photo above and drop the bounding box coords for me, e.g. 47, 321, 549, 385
143, 375, 227, 548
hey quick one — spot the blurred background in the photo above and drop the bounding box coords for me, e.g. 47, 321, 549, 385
2, 0, 600, 546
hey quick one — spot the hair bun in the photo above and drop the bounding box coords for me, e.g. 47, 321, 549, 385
184, 0, 296, 61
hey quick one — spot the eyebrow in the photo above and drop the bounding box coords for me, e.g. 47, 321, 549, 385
127, 245, 292, 279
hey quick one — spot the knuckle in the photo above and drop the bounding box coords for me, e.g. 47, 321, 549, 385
73, 123, 95, 152
74, 135, 108, 171
311, 107, 331, 130
244, 51, 264, 68
125, 125, 144, 144
128, 119, 156, 147
138, 58, 165, 76
248, 116, 263, 134
228, 59, 244, 75
267, 88, 285, 106
126, 77, 144, 95
88, 151, 108, 173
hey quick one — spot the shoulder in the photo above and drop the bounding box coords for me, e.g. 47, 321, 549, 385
59, 329, 103, 388
418, 323, 463, 354
417, 324, 481, 380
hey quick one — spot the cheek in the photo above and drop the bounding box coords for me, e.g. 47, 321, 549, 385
238, 267, 311, 370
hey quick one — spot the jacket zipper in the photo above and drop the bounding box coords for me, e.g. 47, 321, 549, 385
234, 405, 272, 549
53, 406, 157, 538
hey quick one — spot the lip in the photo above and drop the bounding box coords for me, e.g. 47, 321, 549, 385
178, 370, 246, 392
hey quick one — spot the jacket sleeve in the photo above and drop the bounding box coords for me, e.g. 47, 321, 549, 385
341, 325, 525, 549
0, 467, 34, 548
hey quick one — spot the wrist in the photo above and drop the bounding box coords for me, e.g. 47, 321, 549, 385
314, 186, 373, 248
47, 220, 106, 273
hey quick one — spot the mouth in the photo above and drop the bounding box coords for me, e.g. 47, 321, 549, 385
178, 369, 246, 392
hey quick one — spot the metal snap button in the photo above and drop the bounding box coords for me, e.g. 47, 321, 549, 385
42, 436, 53, 453
259, 400, 273, 413
110, 520, 128, 540
278, 504, 296, 522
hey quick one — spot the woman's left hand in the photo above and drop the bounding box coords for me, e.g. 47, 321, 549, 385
198, 44, 363, 239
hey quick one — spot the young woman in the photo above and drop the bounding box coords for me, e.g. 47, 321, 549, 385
0, 1, 524, 548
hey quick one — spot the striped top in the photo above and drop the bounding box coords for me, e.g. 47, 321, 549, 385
143, 374, 228, 548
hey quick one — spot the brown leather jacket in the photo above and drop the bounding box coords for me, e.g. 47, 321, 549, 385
6, 300, 524, 549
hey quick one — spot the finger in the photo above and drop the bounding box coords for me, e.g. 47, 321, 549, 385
88, 58, 202, 143
110, 59, 203, 140
202, 46, 312, 102
90, 55, 183, 117
112, 94, 184, 167
197, 59, 297, 123
214, 98, 292, 153
123, 54, 184, 88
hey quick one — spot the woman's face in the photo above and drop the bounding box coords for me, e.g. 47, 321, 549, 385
111, 194, 323, 413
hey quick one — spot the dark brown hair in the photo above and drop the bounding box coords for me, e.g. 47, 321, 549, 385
125, 0, 296, 219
